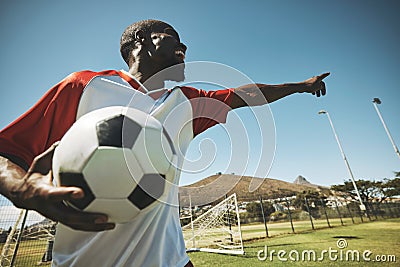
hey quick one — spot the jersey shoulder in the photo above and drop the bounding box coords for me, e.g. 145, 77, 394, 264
64, 70, 120, 86
52, 70, 121, 100
178, 86, 201, 99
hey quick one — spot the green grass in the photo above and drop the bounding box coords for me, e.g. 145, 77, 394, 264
0, 239, 51, 266
189, 218, 400, 266
240, 217, 360, 240
3, 218, 399, 266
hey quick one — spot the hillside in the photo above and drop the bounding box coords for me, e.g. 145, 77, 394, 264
179, 174, 329, 207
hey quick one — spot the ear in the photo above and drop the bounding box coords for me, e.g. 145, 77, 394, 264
128, 30, 150, 68
134, 30, 147, 45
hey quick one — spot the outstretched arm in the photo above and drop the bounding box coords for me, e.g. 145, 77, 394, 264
0, 144, 115, 231
230, 73, 330, 109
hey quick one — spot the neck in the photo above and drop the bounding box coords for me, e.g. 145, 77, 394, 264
128, 60, 165, 91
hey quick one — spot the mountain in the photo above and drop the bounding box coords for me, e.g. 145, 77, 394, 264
179, 174, 327, 207
293, 175, 317, 187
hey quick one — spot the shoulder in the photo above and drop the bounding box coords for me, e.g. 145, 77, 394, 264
178, 86, 234, 103
178, 86, 203, 99
52, 70, 120, 99
63, 70, 120, 86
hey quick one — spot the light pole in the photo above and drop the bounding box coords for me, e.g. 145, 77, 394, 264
318, 110, 366, 211
372, 98, 400, 160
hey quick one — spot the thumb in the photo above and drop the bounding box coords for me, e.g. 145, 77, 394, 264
29, 142, 60, 174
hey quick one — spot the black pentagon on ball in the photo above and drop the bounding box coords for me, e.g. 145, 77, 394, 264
96, 114, 142, 148
128, 174, 166, 210
58, 172, 95, 210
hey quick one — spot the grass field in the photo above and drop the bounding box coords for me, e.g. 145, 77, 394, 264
0, 239, 50, 266
240, 217, 359, 240
190, 218, 400, 266
1, 218, 398, 266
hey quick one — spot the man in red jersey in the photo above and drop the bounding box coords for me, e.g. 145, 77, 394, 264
0, 20, 328, 266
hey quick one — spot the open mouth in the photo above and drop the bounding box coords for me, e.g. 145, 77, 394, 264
175, 49, 185, 61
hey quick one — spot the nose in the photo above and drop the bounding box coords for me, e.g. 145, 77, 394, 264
179, 43, 187, 53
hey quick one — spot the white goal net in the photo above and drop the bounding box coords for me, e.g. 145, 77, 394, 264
181, 193, 244, 255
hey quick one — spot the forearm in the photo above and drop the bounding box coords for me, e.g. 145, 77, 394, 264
0, 156, 26, 203
231, 82, 304, 109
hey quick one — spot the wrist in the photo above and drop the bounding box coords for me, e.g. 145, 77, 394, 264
293, 82, 307, 93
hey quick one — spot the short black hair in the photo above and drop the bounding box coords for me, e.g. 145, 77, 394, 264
120, 19, 175, 65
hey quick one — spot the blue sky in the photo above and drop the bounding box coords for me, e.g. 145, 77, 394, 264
1, 0, 399, 188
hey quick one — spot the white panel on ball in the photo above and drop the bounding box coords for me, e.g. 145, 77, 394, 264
86, 198, 141, 223
131, 129, 173, 175
53, 120, 98, 175
82, 148, 142, 198
124, 106, 162, 129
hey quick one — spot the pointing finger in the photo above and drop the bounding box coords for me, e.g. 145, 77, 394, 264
318, 72, 330, 81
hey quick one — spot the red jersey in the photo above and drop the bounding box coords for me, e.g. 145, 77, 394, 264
0, 70, 234, 170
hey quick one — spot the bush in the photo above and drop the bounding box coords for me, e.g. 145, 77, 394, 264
269, 211, 287, 221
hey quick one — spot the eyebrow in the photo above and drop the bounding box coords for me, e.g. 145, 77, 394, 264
164, 27, 180, 42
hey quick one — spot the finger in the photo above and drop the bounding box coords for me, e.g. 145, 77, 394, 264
29, 143, 59, 174
318, 72, 330, 81
42, 202, 115, 232
28, 177, 84, 202
316, 90, 321, 97
320, 82, 327, 96
46, 186, 85, 202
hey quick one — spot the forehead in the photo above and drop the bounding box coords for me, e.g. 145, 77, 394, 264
150, 24, 180, 40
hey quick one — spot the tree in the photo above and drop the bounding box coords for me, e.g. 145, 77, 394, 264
292, 190, 324, 218
245, 201, 274, 218
331, 179, 381, 202
331, 172, 400, 202
381, 172, 400, 198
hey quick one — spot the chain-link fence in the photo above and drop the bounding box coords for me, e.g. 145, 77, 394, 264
1, 193, 400, 266
236, 195, 400, 240
0, 196, 54, 267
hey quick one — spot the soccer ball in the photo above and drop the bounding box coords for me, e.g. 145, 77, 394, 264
52, 106, 177, 223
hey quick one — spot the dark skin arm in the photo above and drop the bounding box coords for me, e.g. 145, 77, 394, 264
0, 143, 115, 231
230, 73, 330, 108
0, 72, 329, 232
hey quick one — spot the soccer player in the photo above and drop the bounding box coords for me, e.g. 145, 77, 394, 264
0, 19, 328, 266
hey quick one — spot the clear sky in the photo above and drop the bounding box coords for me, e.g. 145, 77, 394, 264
1, 0, 399, 189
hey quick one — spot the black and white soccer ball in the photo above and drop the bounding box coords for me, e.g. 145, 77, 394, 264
52, 106, 177, 223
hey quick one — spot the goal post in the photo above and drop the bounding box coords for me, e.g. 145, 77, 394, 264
0, 209, 27, 267
180, 193, 244, 255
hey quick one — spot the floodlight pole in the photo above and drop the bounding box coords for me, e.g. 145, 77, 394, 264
372, 98, 400, 160
318, 110, 366, 210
